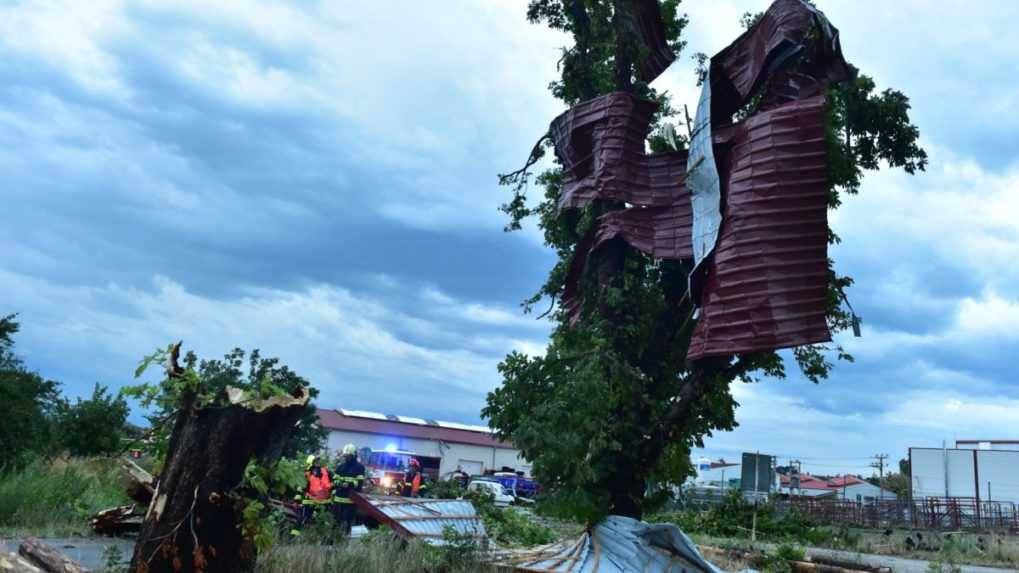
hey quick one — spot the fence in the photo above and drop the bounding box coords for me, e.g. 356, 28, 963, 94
778, 496, 1019, 533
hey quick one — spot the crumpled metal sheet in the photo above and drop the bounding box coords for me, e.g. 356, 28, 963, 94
687, 96, 831, 359
551, 0, 846, 358
686, 76, 723, 278
708, 0, 849, 120
552, 99, 694, 320
551, 93, 663, 211
352, 493, 487, 546
487, 515, 743, 573
630, 0, 677, 83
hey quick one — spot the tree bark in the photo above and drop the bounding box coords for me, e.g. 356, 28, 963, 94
122, 459, 156, 504
0, 552, 43, 573
18, 538, 90, 573
128, 386, 309, 573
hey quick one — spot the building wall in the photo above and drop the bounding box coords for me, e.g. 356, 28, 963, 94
325, 429, 530, 477
911, 447, 1019, 503
838, 482, 893, 501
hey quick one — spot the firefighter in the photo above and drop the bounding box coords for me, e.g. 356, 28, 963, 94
399, 457, 428, 497
300, 454, 332, 527
332, 443, 368, 534
449, 465, 470, 488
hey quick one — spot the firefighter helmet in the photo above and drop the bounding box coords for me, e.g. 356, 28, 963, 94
342, 443, 357, 457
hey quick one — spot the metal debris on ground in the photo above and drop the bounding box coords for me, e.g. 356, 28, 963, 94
351, 493, 487, 546
487, 515, 746, 573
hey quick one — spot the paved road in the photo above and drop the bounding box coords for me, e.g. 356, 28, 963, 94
752, 543, 1017, 573
802, 546, 1017, 573
1, 537, 135, 570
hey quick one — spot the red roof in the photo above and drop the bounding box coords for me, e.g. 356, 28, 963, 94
826, 476, 866, 488
781, 473, 867, 490
316, 409, 512, 449
780, 473, 831, 490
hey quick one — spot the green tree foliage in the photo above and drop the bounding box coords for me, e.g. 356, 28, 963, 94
0, 314, 61, 468
56, 383, 130, 457
125, 345, 325, 463
484, 1, 926, 523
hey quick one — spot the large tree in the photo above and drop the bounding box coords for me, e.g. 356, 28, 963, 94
57, 383, 131, 457
484, 0, 926, 523
0, 314, 61, 468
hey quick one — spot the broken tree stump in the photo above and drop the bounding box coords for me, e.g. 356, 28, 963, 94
18, 538, 90, 573
128, 344, 310, 573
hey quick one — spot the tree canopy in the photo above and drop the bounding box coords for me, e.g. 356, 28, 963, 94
0, 314, 62, 468
484, 0, 926, 524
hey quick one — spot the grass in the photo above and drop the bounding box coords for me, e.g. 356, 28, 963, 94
0, 457, 130, 537
256, 528, 495, 573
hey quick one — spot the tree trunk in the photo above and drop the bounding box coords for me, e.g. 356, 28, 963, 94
129, 387, 309, 573
0, 552, 43, 573
18, 538, 90, 573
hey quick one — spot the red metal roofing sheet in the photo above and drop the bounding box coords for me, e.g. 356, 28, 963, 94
631, 0, 677, 83
316, 409, 511, 449
687, 96, 831, 359
709, 0, 849, 120
551, 93, 662, 210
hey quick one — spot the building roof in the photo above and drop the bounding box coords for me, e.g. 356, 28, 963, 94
780, 473, 832, 490
827, 476, 866, 488
317, 408, 513, 450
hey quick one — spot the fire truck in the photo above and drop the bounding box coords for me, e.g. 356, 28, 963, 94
363, 447, 440, 494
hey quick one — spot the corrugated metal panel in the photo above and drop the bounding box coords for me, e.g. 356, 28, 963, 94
629, 0, 676, 83
708, 0, 849, 120
687, 96, 831, 359
551, 93, 661, 211
353, 494, 486, 546
488, 516, 731, 573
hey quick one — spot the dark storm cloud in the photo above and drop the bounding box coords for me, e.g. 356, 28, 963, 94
1, 0, 1017, 452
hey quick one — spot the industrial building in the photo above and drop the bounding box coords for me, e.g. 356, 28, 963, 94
317, 408, 530, 479
910, 444, 1019, 504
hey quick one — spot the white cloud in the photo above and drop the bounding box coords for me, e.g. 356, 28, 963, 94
1, 269, 545, 423
701, 381, 1019, 476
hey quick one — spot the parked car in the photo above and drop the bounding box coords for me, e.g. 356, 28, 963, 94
489, 473, 540, 498
467, 478, 514, 507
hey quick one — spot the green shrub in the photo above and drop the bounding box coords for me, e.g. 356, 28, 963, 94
428, 479, 468, 500
648, 491, 833, 546
0, 457, 130, 535
466, 490, 556, 547
255, 528, 494, 573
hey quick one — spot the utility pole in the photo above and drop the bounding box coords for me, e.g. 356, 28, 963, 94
871, 453, 889, 501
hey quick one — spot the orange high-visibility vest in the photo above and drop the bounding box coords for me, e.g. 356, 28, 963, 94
305, 468, 332, 501
411, 472, 422, 497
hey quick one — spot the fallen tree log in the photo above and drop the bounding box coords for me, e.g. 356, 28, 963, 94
0, 552, 44, 573
128, 343, 310, 573
122, 459, 155, 505
18, 538, 90, 573
91, 504, 144, 535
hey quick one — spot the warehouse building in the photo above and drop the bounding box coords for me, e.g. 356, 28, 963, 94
317, 408, 530, 479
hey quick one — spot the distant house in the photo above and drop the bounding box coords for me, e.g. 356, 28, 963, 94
780, 473, 895, 501
828, 476, 896, 502
779, 473, 836, 498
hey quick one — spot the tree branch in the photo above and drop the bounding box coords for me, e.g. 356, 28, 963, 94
498, 133, 551, 184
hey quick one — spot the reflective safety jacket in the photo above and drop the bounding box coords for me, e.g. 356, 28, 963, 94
333, 459, 368, 504
304, 467, 332, 502
399, 469, 428, 498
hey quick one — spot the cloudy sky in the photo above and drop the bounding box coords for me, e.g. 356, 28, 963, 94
2, 0, 1017, 477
